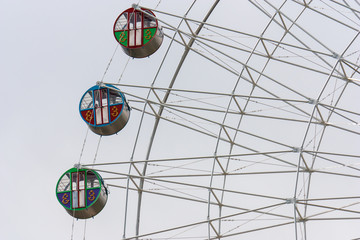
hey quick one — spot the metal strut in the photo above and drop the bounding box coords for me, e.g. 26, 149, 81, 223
134, 0, 221, 238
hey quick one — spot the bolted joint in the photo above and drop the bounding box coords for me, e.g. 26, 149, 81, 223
285, 197, 296, 204
132, 3, 140, 10
292, 147, 302, 153
308, 98, 318, 105
74, 163, 82, 169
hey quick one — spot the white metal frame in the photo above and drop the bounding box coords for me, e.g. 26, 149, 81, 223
81, 1, 360, 239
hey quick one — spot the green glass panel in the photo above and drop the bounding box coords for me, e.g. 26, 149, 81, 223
143, 28, 157, 45
115, 31, 128, 47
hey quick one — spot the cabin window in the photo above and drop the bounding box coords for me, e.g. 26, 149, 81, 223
80, 91, 94, 110
57, 173, 71, 192
87, 171, 100, 189
115, 12, 128, 30
144, 10, 156, 28
72, 172, 86, 209
94, 89, 109, 125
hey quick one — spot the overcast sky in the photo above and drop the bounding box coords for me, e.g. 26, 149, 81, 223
1, 0, 360, 239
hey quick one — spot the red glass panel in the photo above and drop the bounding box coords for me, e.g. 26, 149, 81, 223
81, 109, 94, 125
110, 104, 123, 122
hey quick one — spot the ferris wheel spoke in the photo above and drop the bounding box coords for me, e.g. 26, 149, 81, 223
118, 201, 289, 240
298, 196, 360, 202
124, 86, 359, 133
319, 103, 360, 125
159, 18, 343, 79
104, 170, 316, 179
251, 1, 356, 88
303, 150, 360, 159
129, 93, 316, 125
107, 182, 292, 220
124, 91, 317, 146
163, 27, 338, 79
307, 169, 360, 178
293, 0, 360, 30
266, 1, 340, 54
302, 155, 360, 173
82, 150, 300, 167
101, 170, 288, 202
298, 201, 360, 218
155, 10, 337, 60
129, 106, 307, 168
209, 221, 294, 239
162, 29, 329, 105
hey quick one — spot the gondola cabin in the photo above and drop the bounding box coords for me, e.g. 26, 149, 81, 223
113, 7, 163, 58
79, 84, 130, 136
56, 168, 108, 219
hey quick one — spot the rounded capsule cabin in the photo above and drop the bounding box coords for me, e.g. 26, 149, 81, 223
113, 7, 163, 58
56, 168, 108, 219
79, 84, 130, 136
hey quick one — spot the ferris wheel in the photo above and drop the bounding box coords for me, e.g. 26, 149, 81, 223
56, 1, 360, 239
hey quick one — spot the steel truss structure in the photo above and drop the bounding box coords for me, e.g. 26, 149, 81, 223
80, 1, 360, 239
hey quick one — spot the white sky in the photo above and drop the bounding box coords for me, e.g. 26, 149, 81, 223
1, 0, 360, 239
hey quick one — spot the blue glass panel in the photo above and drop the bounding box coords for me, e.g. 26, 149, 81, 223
57, 192, 71, 209
87, 188, 100, 207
